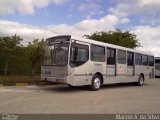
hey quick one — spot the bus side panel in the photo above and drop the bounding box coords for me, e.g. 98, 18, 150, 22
135, 65, 145, 82
68, 61, 106, 86
142, 66, 150, 81
127, 66, 134, 76
116, 63, 127, 82
126, 66, 137, 82
104, 65, 116, 84
90, 62, 106, 83
67, 61, 92, 86
148, 66, 155, 79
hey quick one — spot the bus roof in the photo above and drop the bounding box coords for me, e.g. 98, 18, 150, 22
71, 36, 154, 56
47, 35, 154, 56
155, 57, 160, 59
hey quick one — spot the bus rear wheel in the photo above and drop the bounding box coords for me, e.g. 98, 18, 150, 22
137, 74, 144, 86
90, 74, 102, 91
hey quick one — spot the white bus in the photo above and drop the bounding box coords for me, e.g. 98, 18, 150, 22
155, 57, 160, 77
41, 35, 155, 90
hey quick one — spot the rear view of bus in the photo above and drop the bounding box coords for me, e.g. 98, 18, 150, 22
155, 57, 160, 77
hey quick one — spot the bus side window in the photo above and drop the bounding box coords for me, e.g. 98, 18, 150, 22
118, 50, 126, 64
135, 53, 142, 65
142, 55, 149, 66
127, 52, 134, 66
149, 56, 154, 66
107, 48, 116, 65
91, 45, 105, 62
70, 43, 89, 67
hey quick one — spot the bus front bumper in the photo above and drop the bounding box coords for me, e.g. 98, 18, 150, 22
41, 75, 68, 84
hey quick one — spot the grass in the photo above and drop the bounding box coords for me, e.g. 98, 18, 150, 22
0, 75, 41, 85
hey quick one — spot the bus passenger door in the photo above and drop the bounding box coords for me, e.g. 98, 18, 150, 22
106, 48, 116, 84
69, 41, 90, 86
127, 52, 134, 76
116, 50, 127, 82
142, 55, 150, 79
148, 56, 154, 78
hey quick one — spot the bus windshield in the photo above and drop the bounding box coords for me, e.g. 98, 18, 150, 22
42, 42, 69, 66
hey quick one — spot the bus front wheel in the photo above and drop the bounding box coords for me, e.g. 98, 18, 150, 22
90, 74, 102, 91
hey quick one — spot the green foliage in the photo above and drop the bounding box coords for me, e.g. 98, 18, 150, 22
0, 35, 22, 50
85, 29, 141, 49
0, 35, 23, 75
0, 35, 44, 76
26, 39, 44, 76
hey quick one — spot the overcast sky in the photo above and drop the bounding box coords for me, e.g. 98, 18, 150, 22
0, 0, 160, 56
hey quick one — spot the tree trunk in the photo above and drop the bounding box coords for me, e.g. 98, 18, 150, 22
31, 63, 35, 78
31, 68, 35, 77
4, 59, 8, 75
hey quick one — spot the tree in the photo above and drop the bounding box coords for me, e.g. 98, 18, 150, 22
0, 35, 22, 75
26, 39, 44, 77
84, 29, 141, 49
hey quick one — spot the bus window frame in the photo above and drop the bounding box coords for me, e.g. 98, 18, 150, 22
106, 47, 116, 65
117, 49, 127, 64
90, 44, 106, 62
70, 42, 89, 68
127, 51, 134, 66
142, 54, 149, 66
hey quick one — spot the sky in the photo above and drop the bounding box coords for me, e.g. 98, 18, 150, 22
0, 0, 160, 56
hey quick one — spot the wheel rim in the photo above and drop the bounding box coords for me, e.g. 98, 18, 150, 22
140, 76, 144, 85
94, 78, 100, 89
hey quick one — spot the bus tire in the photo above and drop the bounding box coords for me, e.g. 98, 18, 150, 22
68, 84, 76, 88
90, 74, 102, 91
137, 74, 144, 86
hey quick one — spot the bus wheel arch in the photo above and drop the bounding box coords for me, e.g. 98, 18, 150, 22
137, 73, 144, 86
89, 73, 103, 91
94, 72, 103, 84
